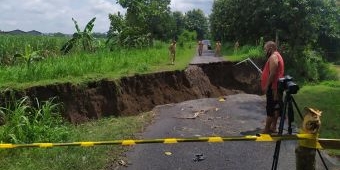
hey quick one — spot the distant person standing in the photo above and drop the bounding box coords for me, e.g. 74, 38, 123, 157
261, 41, 284, 134
234, 40, 239, 54
215, 41, 222, 57
198, 40, 203, 56
168, 40, 176, 65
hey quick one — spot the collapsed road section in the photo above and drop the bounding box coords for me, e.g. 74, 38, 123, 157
0, 61, 263, 124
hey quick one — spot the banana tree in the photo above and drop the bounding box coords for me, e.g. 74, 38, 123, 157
61, 17, 96, 54
14, 44, 42, 68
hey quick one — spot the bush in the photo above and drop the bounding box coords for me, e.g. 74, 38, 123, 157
317, 62, 338, 81
284, 46, 337, 82
0, 97, 70, 143
177, 30, 197, 48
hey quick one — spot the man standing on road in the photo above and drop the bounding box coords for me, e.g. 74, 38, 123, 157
168, 40, 176, 65
215, 41, 222, 57
261, 41, 284, 134
198, 40, 203, 56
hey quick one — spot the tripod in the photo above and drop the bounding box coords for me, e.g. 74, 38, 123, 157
270, 91, 329, 170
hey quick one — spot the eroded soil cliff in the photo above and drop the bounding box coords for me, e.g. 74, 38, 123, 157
1, 61, 263, 124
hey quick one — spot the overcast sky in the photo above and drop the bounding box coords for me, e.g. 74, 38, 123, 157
0, 0, 213, 34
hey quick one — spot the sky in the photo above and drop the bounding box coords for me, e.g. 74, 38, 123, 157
0, 0, 213, 34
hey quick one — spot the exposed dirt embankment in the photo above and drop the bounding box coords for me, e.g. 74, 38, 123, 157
1, 61, 263, 124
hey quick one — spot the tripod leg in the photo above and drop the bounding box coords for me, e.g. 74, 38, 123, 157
287, 100, 294, 134
271, 95, 288, 170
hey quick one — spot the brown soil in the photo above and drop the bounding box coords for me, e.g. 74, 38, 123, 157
0, 61, 264, 124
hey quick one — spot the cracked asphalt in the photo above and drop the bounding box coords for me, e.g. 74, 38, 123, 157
117, 94, 338, 170
115, 49, 339, 170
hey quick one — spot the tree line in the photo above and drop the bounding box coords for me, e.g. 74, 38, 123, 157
209, 0, 340, 81
107, 0, 208, 48
103, 0, 339, 81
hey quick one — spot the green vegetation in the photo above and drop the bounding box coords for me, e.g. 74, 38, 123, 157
0, 41, 195, 89
108, 1, 210, 48
0, 0, 339, 168
0, 34, 67, 65
0, 97, 69, 144
0, 97, 153, 170
210, 0, 340, 82
295, 81, 340, 138
61, 17, 96, 54
222, 42, 263, 61
294, 81, 340, 155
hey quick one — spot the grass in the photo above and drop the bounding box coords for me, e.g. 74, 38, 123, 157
0, 112, 154, 170
0, 34, 68, 60
0, 43, 196, 89
333, 64, 340, 79
0, 39, 196, 169
1, 41, 339, 170
294, 81, 340, 138
294, 80, 340, 156
221, 43, 263, 61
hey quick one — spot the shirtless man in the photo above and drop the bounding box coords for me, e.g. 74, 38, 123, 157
215, 41, 222, 57
168, 40, 176, 65
234, 40, 239, 53
198, 40, 203, 56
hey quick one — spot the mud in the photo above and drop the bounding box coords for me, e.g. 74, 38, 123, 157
0, 61, 264, 124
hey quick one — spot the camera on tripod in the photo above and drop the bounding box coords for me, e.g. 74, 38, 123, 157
278, 75, 299, 94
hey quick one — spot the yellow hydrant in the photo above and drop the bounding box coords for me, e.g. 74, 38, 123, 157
296, 107, 322, 170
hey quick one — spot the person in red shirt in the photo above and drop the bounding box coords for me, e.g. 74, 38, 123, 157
261, 41, 284, 134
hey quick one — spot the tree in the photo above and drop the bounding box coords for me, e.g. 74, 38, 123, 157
114, 0, 172, 41
172, 11, 185, 39
210, 0, 340, 81
14, 44, 42, 68
184, 9, 208, 40
61, 17, 96, 54
316, 0, 340, 61
107, 12, 152, 48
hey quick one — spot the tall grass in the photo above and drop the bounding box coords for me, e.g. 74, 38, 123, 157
0, 97, 69, 144
0, 34, 68, 61
0, 94, 153, 170
0, 110, 153, 170
0, 42, 195, 89
221, 43, 263, 61
294, 81, 340, 138
294, 80, 340, 156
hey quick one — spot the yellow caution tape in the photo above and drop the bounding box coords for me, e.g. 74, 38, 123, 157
79, 142, 95, 147
164, 138, 178, 144
296, 133, 316, 140
208, 137, 223, 143
0, 134, 339, 149
0, 144, 15, 149
122, 140, 136, 146
256, 134, 274, 141
297, 130, 322, 149
34, 143, 53, 148
299, 139, 322, 149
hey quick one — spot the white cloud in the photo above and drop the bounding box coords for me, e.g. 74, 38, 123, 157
0, 0, 212, 34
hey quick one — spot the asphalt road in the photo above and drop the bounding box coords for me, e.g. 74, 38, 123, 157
189, 47, 225, 65
115, 49, 339, 170
118, 94, 338, 170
